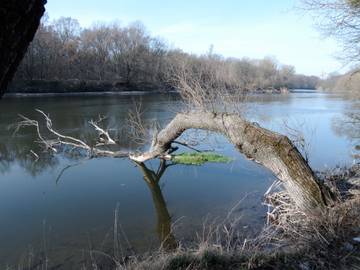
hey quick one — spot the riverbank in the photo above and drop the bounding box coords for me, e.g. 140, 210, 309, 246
4, 90, 175, 98
6, 79, 171, 96
5, 79, 291, 97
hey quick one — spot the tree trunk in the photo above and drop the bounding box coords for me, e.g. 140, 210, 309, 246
0, 0, 46, 98
130, 111, 331, 213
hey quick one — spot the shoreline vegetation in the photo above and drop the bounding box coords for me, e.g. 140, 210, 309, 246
317, 70, 360, 95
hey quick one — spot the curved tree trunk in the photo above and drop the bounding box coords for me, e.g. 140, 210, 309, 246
130, 111, 331, 213
0, 0, 46, 98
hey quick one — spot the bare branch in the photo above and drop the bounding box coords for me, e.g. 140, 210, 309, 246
89, 118, 116, 146
13, 110, 129, 159
14, 114, 58, 153
36, 109, 90, 150
301, 0, 360, 63
127, 101, 148, 145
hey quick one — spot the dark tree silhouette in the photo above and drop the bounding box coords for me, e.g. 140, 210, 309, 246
0, 0, 46, 98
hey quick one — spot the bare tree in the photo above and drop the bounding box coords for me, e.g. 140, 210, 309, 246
12, 15, 319, 93
129, 70, 333, 214
53, 17, 81, 45
81, 24, 112, 80
302, 0, 360, 62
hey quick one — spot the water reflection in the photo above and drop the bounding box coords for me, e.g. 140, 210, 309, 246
135, 160, 178, 251
333, 103, 360, 141
332, 102, 360, 158
0, 142, 59, 176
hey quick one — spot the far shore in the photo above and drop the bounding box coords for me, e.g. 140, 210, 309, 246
3, 89, 293, 98
3, 90, 177, 98
1, 79, 310, 98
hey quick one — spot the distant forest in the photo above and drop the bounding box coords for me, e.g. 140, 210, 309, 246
317, 69, 360, 94
11, 16, 320, 93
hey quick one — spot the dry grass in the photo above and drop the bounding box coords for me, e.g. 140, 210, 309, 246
77, 183, 360, 270
116, 170, 360, 270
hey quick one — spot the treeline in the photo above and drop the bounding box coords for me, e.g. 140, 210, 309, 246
317, 69, 360, 94
12, 16, 319, 93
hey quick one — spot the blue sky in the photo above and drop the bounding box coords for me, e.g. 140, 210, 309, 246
45, 0, 345, 76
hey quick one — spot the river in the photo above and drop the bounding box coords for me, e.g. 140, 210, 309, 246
0, 89, 358, 268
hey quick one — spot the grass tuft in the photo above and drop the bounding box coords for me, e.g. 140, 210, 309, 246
172, 152, 233, 165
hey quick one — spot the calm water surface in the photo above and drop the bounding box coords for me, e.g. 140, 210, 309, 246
0, 90, 358, 268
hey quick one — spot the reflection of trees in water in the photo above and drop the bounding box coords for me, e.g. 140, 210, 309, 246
332, 103, 360, 156
0, 141, 59, 176
0, 143, 13, 173
334, 113, 360, 140
136, 160, 178, 251
9, 158, 177, 269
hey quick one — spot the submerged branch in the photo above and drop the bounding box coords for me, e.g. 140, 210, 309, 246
13, 109, 128, 159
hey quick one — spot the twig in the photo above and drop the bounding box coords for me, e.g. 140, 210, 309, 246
55, 162, 84, 184
172, 140, 202, 152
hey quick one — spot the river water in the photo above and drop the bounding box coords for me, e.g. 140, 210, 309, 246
0, 90, 358, 268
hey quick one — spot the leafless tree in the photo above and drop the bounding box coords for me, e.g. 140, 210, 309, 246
13, 16, 319, 92
302, 0, 360, 63
129, 69, 333, 214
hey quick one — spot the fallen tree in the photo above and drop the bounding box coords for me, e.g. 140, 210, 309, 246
15, 63, 334, 215
15, 107, 331, 212
129, 65, 333, 213
129, 111, 331, 213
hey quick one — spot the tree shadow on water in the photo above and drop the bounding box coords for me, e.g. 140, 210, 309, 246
135, 160, 178, 251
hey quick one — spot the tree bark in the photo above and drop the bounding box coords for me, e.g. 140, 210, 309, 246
0, 0, 46, 98
130, 111, 331, 213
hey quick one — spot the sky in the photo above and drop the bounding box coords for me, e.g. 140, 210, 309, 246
45, 0, 346, 77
